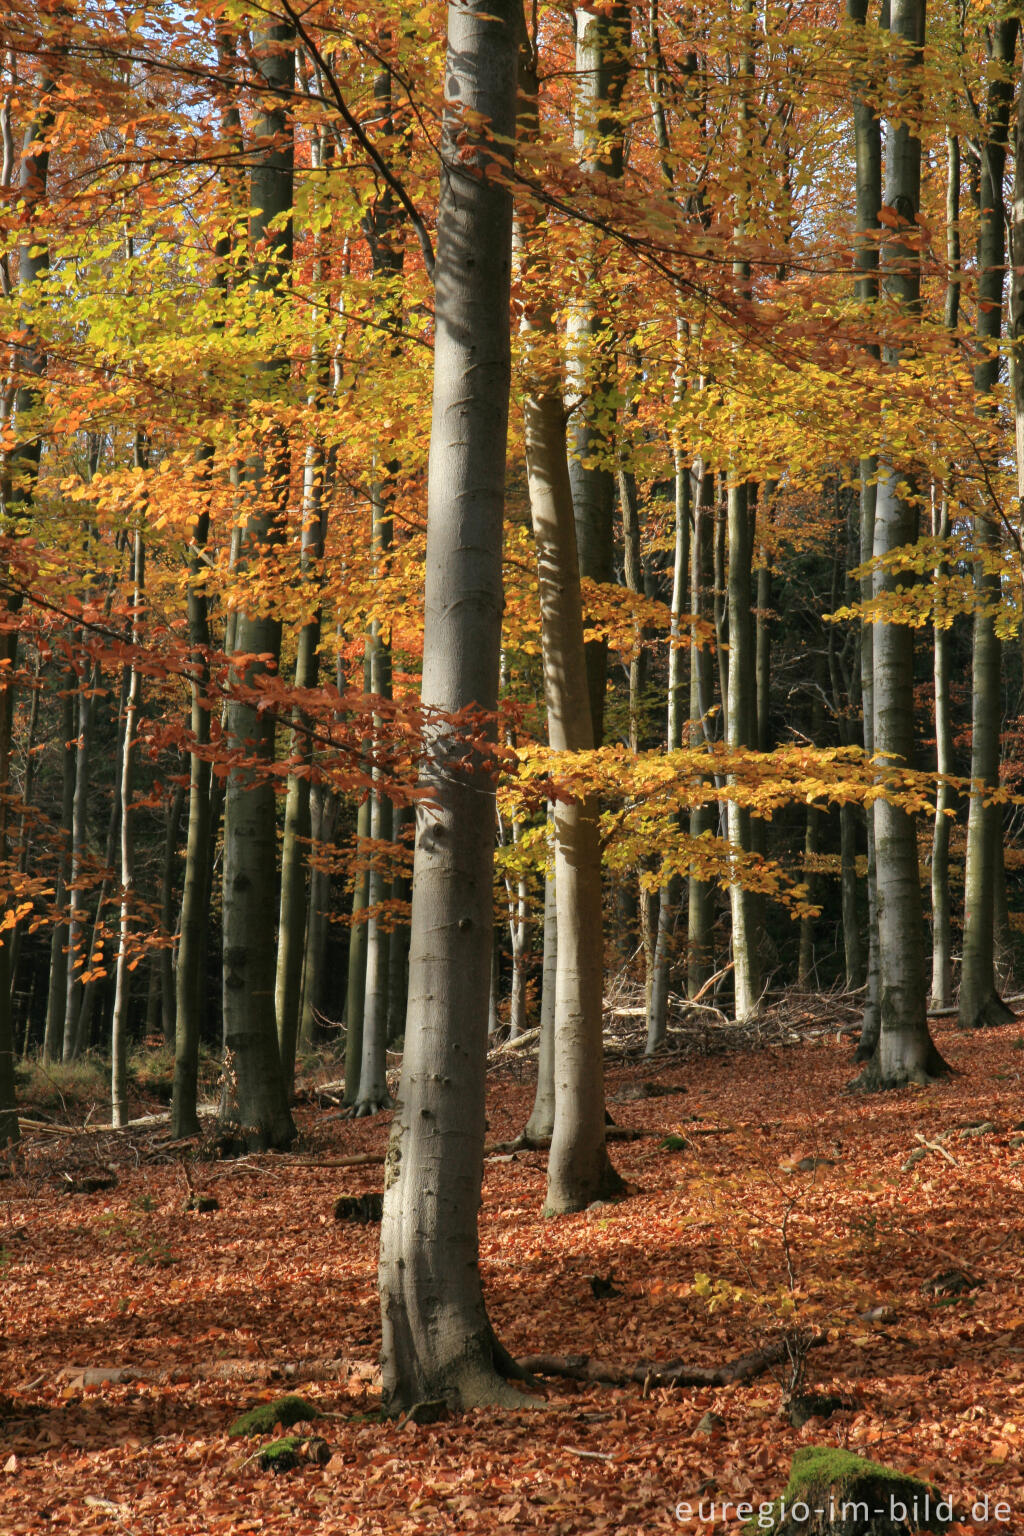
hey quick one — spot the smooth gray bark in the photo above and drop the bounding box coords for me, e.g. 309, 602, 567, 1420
525, 860, 557, 1141
848, 0, 883, 1057
111, 526, 144, 1129
856, 0, 948, 1089
378, 0, 523, 1411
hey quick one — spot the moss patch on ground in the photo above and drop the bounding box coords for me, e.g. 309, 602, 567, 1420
228, 1395, 319, 1438
745, 1446, 951, 1534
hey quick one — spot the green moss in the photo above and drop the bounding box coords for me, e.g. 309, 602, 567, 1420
228, 1395, 319, 1437
744, 1446, 950, 1534
258, 1436, 302, 1472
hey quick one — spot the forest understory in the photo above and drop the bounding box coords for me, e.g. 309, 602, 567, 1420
1, 1012, 1022, 1536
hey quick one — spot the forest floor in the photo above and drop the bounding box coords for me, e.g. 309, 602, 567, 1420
1, 1010, 1023, 1534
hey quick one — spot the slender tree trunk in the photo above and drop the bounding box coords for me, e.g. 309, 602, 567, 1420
378, 0, 521, 1411
930, 487, 955, 1009
929, 131, 961, 1011
276, 121, 330, 1093
218, 21, 297, 1151
959, 17, 1018, 1030
158, 785, 183, 1046
1, 83, 55, 1137
342, 794, 371, 1104
688, 470, 716, 993
172, 43, 239, 1134
43, 675, 75, 1063
525, 858, 557, 1141
647, 432, 690, 1054
299, 783, 337, 1051
565, 2, 629, 746
111, 527, 145, 1128
726, 481, 762, 1019
857, 0, 948, 1089
518, 55, 622, 1216
848, 0, 884, 1058
63, 670, 96, 1061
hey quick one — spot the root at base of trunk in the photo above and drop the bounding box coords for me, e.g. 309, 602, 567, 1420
846, 1042, 952, 1094
543, 1155, 628, 1217
958, 992, 1016, 1031
383, 1329, 545, 1417
342, 1095, 394, 1119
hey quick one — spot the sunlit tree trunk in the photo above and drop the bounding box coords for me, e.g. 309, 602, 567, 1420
111, 519, 145, 1129
518, 50, 622, 1216
726, 480, 762, 1019
858, 0, 948, 1089
959, 17, 1018, 1030
378, 0, 523, 1411
688, 468, 716, 994
848, 0, 884, 1059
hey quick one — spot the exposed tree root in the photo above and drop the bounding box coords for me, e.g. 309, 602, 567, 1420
517, 1333, 825, 1390
491, 1127, 648, 1155
342, 1095, 394, 1119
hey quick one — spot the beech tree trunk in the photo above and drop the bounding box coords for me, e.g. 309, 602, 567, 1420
688, 469, 716, 994
518, 54, 622, 1216
858, 0, 948, 1089
218, 21, 296, 1151
565, 2, 628, 746
646, 436, 690, 1054
959, 17, 1018, 1031
43, 676, 75, 1063
726, 481, 762, 1020
849, 0, 883, 1060
111, 525, 144, 1129
378, 0, 522, 1411
525, 861, 557, 1141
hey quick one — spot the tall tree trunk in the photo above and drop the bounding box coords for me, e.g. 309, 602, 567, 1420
929, 131, 961, 1011
276, 121, 330, 1092
646, 432, 690, 1054
378, 0, 522, 1411
565, 2, 629, 746
518, 52, 622, 1216
111, 524, 145, 1129
1, 78, 55, 1139
857, 0, 948, 1089
959, 17, 1018, 1030
172, 33, 241, 1135
688, 469, 716, 994
849, 0, 884, 1060
43, 674, 76, 1062
726, 481, 762, 1019
218, 20, 297, 1151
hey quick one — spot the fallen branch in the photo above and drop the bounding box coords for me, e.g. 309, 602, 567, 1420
517, 1334, 825, 1390
912, 1133, 957, 1166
